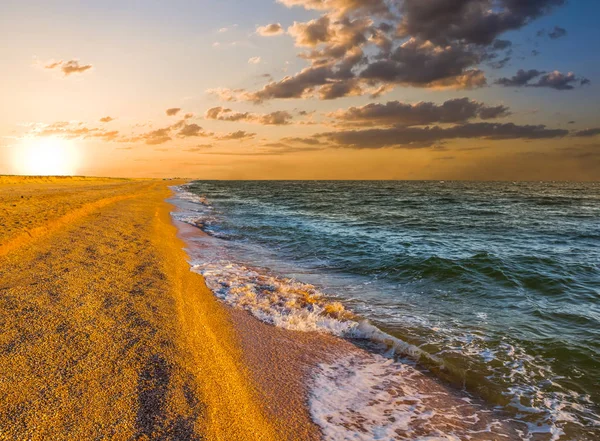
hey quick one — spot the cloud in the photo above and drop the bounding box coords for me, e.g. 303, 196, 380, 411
216, 130, 256, 141
288, 16, 333, 47
329, 98, 510, 127
573, 128, 600, 138
359, 39, 487, 89
205, 107, 293, 125
218, 24, 238, 33
549, 26, 567, 39
256, 23, 284, 36
100, 116, 114, 123
141, 128, 172, 145
27, 121, 120, 141
277, 0, 388, 16
44, 60, 92, 76
492, 39, 512, 50
538, 26, 567, 39
185, 144, 213, 152
534, 71, 589, 90
397, 0, 566, 46
496, 69, 543, 87
24, 116, 215, 146
208, 0, 576, 104
496, 70, 590, 90
206, 88, 245, 102
316, 122, 568, 149
216, 35, 488, 103
248, 56, 262, 64
166, 108, 182, 116
281, 137, 322, 145
177, 123, 206, 137
123, 119, 211, 144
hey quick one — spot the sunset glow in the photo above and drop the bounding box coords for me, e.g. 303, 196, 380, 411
13, 138, 80, 176
0, 1, 597, 180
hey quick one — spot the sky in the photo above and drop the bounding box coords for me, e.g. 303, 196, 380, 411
1, 0, 599, 180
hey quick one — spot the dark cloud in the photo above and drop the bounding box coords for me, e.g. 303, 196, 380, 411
492, 39, 513, 50
360, 39, 486, 89
222, 38, 487, 103
281, 137, 322, 145
534, 71, 588, 90
538, 26, 567, 39
256, 23, 284, 36
205, 107, 293, 125
227, 64, 357, 102
489, 56, 512, 69
166, 108, 182, 116
549, 26, 567, 39
329, 98, 510, 127
573, 128, 600, 138
398, 0, 566, 46
496, 69, 590, 90
496, 69, 543, 86
44, 60, 92, 76
317, 122, 568, 149
210, 0, 573, 102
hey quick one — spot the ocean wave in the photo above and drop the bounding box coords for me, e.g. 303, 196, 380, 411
171, 183, 600, 440
190, 259, 440, 362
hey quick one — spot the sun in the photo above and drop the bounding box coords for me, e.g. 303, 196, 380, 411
13, 137, 80, 176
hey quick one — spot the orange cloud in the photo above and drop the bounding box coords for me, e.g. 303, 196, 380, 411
44, 60, 93, 76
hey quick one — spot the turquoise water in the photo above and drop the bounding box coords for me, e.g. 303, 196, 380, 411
178, 181, 599, 439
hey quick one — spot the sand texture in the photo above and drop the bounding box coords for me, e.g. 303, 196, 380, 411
0, 177, 280, 440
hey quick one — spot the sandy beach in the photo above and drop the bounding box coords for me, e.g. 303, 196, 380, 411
0, 177, 572, 440
0, 177, 280, 440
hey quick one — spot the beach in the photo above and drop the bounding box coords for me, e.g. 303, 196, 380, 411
1, 177, 597, 440
0, 177, 280, 440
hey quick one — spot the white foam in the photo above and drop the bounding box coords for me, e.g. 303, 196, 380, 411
191, 259, 438, 364
192, 260, 360, 335
170, 185, 210, 206
310, 353, 479, 441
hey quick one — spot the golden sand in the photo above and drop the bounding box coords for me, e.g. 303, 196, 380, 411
0, 177, 280, 440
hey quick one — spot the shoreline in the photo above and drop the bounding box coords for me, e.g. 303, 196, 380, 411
172, 203, 334, 440
167, 186, 528, 441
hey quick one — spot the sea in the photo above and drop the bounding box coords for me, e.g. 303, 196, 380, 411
170, 180, 599, 440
